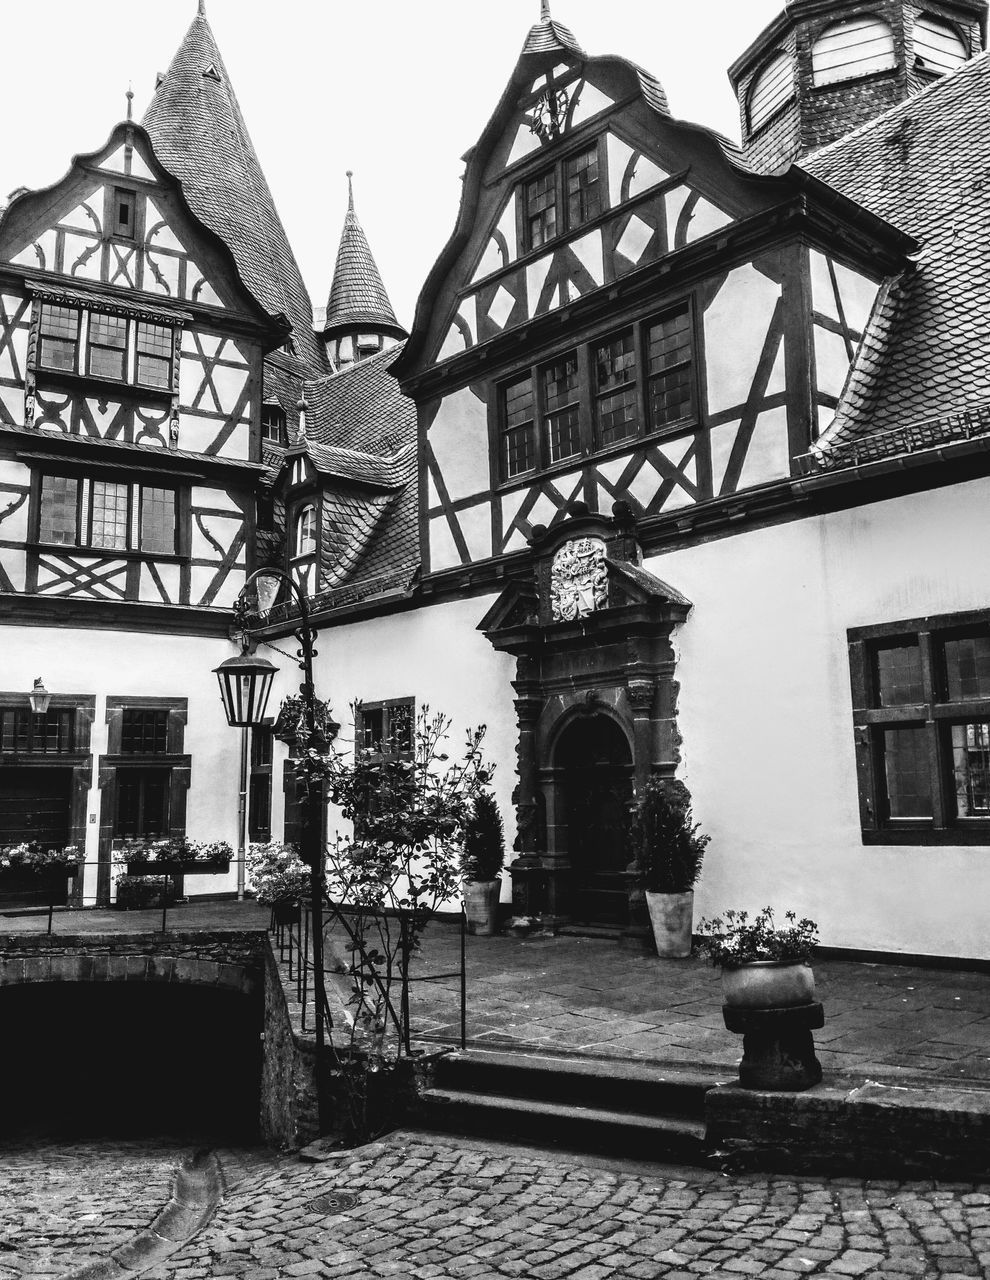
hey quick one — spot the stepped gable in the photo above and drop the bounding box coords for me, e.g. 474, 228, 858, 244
324, 176, 403, 334
805, 54, 990, 450
298, 344, 418, 601
143, 5, 326, 374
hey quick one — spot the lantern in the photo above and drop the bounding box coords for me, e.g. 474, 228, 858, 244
28, 678, 51, 715
213, 653, 278, 727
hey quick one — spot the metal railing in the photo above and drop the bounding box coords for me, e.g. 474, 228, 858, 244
270, 899, 468, 1053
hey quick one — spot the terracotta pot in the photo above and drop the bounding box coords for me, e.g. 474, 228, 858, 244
721, 961, 815, 1009
645, 890, 694, 958
463, 879, 501, 936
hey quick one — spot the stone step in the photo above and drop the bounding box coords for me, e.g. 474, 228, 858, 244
433, 1048, 716, 1118
417, 1086, 710, 1163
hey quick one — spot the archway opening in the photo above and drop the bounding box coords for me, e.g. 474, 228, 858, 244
0, 982, 262, 1140
555, 715, 633, 925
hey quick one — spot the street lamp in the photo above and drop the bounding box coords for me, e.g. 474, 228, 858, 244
28, 678, 51, 715
214, 567, 337, 1133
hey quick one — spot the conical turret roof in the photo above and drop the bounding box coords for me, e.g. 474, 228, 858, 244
142, 4, 326, 373
324, 174, 404, 336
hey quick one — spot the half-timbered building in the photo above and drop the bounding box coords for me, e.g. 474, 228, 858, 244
0, 2, 325, 905
255, 0, 990, 962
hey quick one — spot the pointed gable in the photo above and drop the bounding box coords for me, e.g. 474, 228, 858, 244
142, 5, 326, 374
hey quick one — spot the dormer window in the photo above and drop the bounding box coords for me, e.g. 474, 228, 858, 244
202, 63, 222, 83
261, 405, 286, 444
914, 15, 969, 75
295, 504, 317, 557
113, 188, 136, 239
812, 17, 896, 87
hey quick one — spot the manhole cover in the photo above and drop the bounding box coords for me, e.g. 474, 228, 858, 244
310, 1191, 359, 1215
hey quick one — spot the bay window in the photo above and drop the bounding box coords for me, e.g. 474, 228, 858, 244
36, 302, 175, 391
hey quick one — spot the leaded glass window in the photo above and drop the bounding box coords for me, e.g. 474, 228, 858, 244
88, 312, 128, 381
39, 305, 80, 373
595, 331, 638, 447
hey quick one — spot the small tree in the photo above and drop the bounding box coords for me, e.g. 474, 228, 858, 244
632, 778, 708, 894
460, 791, 505, 882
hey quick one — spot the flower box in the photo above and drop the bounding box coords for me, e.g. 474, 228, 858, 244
125, 857, 231, 877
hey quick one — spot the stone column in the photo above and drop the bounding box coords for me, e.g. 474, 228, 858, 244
508, 687, 546, 917
623, 677, 657, 950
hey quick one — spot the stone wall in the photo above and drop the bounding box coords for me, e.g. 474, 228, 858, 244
259, 943, 320, 1148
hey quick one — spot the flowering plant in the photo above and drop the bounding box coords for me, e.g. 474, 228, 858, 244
695, 907, 819, 967
0, 842, 81, 870
246, 841, 310, 905
115, 838, 233, 864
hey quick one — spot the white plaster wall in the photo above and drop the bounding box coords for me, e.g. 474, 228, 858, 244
267, 593, 517, 904
0, 626, 245, 905
644, 476, 990, 959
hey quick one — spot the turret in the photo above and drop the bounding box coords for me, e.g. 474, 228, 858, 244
730, 0, 988, 172
320, 173, 407, 372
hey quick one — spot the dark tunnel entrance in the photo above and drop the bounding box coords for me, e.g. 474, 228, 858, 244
0, 983, 263, 1140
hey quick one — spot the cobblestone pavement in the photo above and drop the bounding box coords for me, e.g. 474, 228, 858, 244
0, 1138, 191, 1278
134, 1132, 990, 1280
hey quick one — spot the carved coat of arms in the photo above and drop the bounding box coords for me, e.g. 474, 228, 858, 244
550, 538, 608, 622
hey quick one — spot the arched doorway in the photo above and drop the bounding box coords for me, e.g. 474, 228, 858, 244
555, 715, 633, 925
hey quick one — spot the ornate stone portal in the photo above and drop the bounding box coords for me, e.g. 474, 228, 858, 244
480, 503, 692, 946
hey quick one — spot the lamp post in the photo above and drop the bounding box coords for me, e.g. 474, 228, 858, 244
214, 567, 338, 1134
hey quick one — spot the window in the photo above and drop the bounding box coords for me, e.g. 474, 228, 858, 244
261, 405, 286, 444
565, 145, 601, 230
88, 312, 127, 380
748, 51, 795, 132
496, 302, 696, 482
249, 726, 273, 842
37, 475, 178, 555
0, 708, 75, 756
524, 169, 557, 250
914, 15, 968, 76
849, 613, 990, 843
115, 767, 171, 838
357, 698, 414, 759
120, 709, 169, 755
522, 140, 607, 252
595, 331, 638, 447
113, 188, 136, 239
36, 303, 174, 390
39, 305, 80, 373
294, 505, 317, 557
812, 17, 896, 87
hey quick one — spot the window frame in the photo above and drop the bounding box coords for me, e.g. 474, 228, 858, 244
35, 472, 180, 558
495, 297, 698, 485
849, 610, 990, 845
520, 136, 608, 255
355, 698, 415, 762
261, 405, 287, 445
36, 303, 175, 393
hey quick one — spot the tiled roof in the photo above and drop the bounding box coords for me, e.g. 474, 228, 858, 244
303, 343, 415, 455
803, 53, 990, 440
269, 343, 421, 601
142, 8, 327, 375
0, 421, 267, 472
521, 17, 586, 58
324, 175, 404, 335
303, 440, 413, 489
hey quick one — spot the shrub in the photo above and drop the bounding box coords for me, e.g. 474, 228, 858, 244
632, 779, 708, 894
460, 791, 505, 882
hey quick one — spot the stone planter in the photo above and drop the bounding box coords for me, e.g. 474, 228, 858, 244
463, 879, 500, 936
645, 889, 694, 958
721, 961, 815, 1009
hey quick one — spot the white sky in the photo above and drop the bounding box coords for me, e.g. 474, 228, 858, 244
1, 0, 783, 330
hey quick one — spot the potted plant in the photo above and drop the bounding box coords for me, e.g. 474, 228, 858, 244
696, 906, 820, 1008
113, 872, 180, 911
460, 791, 504, 936
246, 841, 310, 922
631, 779, 708, 958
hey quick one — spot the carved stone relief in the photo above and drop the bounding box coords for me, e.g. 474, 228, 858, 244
550, 537, 607, 622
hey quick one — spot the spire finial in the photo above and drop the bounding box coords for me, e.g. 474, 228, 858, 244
541, 0, 551, 20
346, 170, 354, 213
198, 0, 206, 15
126, 83, 134, 121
